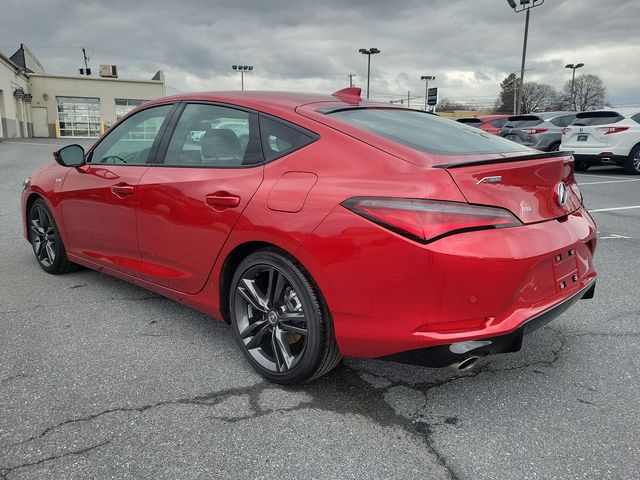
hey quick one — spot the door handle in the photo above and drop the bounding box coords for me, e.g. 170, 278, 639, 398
111, 183, 135, 197
205, 192, 241, 210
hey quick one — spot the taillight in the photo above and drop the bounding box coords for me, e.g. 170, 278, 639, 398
342, 197, 522, 244
596, 126, 629, 135
561, 128, 571, 135
522, 128, 548, 135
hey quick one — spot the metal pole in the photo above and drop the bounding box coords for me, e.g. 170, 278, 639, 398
241, 71, 244, 91
366, 54, 371, 99
570, 67, 576, 110
424, 79, 429, 111
407, 91, 410, 108
513, 76, 518, 115
517, 8, 530, 115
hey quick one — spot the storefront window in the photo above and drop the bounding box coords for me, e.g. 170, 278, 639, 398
115, 99, 145, 120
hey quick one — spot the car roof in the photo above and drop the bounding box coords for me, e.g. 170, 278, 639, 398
578, 108, 640, 117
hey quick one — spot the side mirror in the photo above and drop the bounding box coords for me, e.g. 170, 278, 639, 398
54, 144, 86, 167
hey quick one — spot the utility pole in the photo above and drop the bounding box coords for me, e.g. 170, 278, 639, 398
407, 91, 410, 108
513, 75, 518, 115
565, 63, 584, 110
348, 74, 356, 87
79, 48, 91, 75
421, 75, 435, 112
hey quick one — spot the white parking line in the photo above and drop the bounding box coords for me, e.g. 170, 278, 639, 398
598, 233, 630, 239
589, 205, 640, 213
0, 141, 63, 147
574, 173, 633, 180
579, 179, 640, 185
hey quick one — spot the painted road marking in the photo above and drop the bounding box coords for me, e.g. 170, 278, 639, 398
598, 233, 631, 240
590, 205, 640, 213
574, 173, 634, 180
579, 179, 640, 185
0, 141, 63, 147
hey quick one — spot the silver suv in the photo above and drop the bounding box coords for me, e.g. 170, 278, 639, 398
500, 112, 577, 151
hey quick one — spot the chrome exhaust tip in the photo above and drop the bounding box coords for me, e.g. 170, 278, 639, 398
450, 356, 479, 371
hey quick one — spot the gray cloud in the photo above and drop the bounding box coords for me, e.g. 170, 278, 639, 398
1, 0, 638, 107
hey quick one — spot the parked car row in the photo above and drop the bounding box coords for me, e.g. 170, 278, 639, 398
457, 109, 640, 174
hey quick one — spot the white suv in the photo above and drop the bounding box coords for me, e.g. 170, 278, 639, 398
561, 109, 640, 174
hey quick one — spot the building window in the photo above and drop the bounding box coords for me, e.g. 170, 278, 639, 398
115, 99, 146, 120
56, 97, 101, 137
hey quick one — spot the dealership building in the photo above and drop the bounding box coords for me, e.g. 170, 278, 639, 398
0, 44, 165, 139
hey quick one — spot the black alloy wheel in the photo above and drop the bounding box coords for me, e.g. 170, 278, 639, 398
230, 249, 341, 384
625, 144, 640, 175
28, 199, 76, 274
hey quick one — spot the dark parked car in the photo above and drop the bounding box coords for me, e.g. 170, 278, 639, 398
500, 112, 577, 151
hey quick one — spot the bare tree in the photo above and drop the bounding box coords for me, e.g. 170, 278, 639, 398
563, 74, 606, 111
520, 82, 559, 114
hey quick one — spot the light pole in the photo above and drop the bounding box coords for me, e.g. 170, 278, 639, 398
565, 63, 584, 110
506, 0, 544, 114
232, 65, 253, 91
358, 48, 380, 99
421, 75, 436, 112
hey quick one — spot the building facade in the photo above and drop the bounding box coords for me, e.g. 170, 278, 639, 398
0, 44, 165, 139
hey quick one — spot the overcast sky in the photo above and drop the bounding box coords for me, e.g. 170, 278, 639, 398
1, 0, 638, 108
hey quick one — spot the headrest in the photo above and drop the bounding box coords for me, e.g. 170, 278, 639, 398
201, 129, 241, 158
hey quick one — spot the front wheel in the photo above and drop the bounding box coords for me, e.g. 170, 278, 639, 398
229, 249, 342, 384
624, 145, 640, 175
28, 199, 77, 274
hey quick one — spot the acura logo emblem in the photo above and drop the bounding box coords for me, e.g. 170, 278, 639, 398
557, 182, 568, 206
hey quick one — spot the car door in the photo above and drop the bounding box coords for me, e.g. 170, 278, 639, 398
135, 103, 265, 293
59, 103, 175, 275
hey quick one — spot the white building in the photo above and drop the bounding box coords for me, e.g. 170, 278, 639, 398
0, 44, 166, 139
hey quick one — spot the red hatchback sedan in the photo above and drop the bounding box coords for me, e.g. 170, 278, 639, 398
456, 115, 510, 135
22, 88, 597, 384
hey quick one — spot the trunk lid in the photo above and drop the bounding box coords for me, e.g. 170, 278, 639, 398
562, 111, 624, 149
438, 152, 582, 224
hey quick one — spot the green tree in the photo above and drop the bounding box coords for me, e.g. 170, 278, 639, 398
497, 73, 519, 113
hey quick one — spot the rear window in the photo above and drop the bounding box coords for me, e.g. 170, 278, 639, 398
550, 114, 576, 127
505, 115, 543, 128
328, 108, 530, 155
456, 118, 482, 126
571, 111, 623, 126
489, 118, 509, 128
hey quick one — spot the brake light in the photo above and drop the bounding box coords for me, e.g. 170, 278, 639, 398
522, 128, 548, 135
596, 126, 629, 135
342, 197, 522, 244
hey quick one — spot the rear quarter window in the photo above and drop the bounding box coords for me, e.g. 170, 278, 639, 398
329, 108, 530, 155
489, 118, 508, 128
631, 113, 640, 124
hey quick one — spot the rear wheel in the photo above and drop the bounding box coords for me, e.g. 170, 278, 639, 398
229, 249, 342, 384
28, 199, 76, 274
574, 163, 590, 172
624, 145, 640, 175
549, 142, 560, 152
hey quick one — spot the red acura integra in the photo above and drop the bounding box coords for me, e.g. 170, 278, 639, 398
21, 88, 597, 384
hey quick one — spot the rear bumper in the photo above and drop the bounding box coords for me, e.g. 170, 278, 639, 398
574, 154, 627, 166
377, 278, 595, 367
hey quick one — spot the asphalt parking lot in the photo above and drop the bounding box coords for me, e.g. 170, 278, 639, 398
1, 138, 638, 480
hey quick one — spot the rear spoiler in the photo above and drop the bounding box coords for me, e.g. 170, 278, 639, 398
432, 150, 572, 169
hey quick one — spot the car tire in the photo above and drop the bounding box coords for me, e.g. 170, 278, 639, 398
549, 142, 560, 152
229, 248, 342, 384
623, 144, 640, 175
28, 199, 77, 274
574, 163, 590, 172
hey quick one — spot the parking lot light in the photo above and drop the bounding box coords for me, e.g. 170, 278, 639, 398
232, 65, 253, 91
506, 0, 545, 114
565, 63, 585, 110
359, 48, 381, 99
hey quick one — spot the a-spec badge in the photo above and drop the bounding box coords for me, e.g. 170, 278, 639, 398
557, 182, 568, 206
475, 175, 502, 185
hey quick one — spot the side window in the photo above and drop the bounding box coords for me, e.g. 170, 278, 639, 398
259, 115, 317, 162
490, 118, 508, 128
163, 104, 261, 167
551, 115, 575, 127
89, 105, 172, 165
631, 113, 640, 124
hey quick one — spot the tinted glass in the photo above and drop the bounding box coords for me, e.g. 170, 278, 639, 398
489, 118, 509, 128
571, 112, 623, 126
259, 115, 317, 162
550, 114, 576, 127
632, 113, 640, 125
504, 115, 543, 128
164, 104, 261, 167
456, 118, 482, 126
329, 109, 530, 155
89, 105, 171, 165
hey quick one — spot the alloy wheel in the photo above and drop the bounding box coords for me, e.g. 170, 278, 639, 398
234, 265, 308, 373
634, 149, 640, 172
29, 204, 56, 267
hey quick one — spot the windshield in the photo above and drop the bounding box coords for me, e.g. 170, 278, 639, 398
328, 108, 530, 155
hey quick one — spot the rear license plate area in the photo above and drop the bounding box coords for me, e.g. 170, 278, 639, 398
552, 248, 580, 291
577, 134, 588, 141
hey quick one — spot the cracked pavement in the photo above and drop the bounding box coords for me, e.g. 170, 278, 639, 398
1, 139, 639, 479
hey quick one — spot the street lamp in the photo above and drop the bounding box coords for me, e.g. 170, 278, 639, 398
421, 75, 436, 112
232, 65, 253, 91
565, 63, 584, 110
506, 0, 544, 114
358, 48, 381, 99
